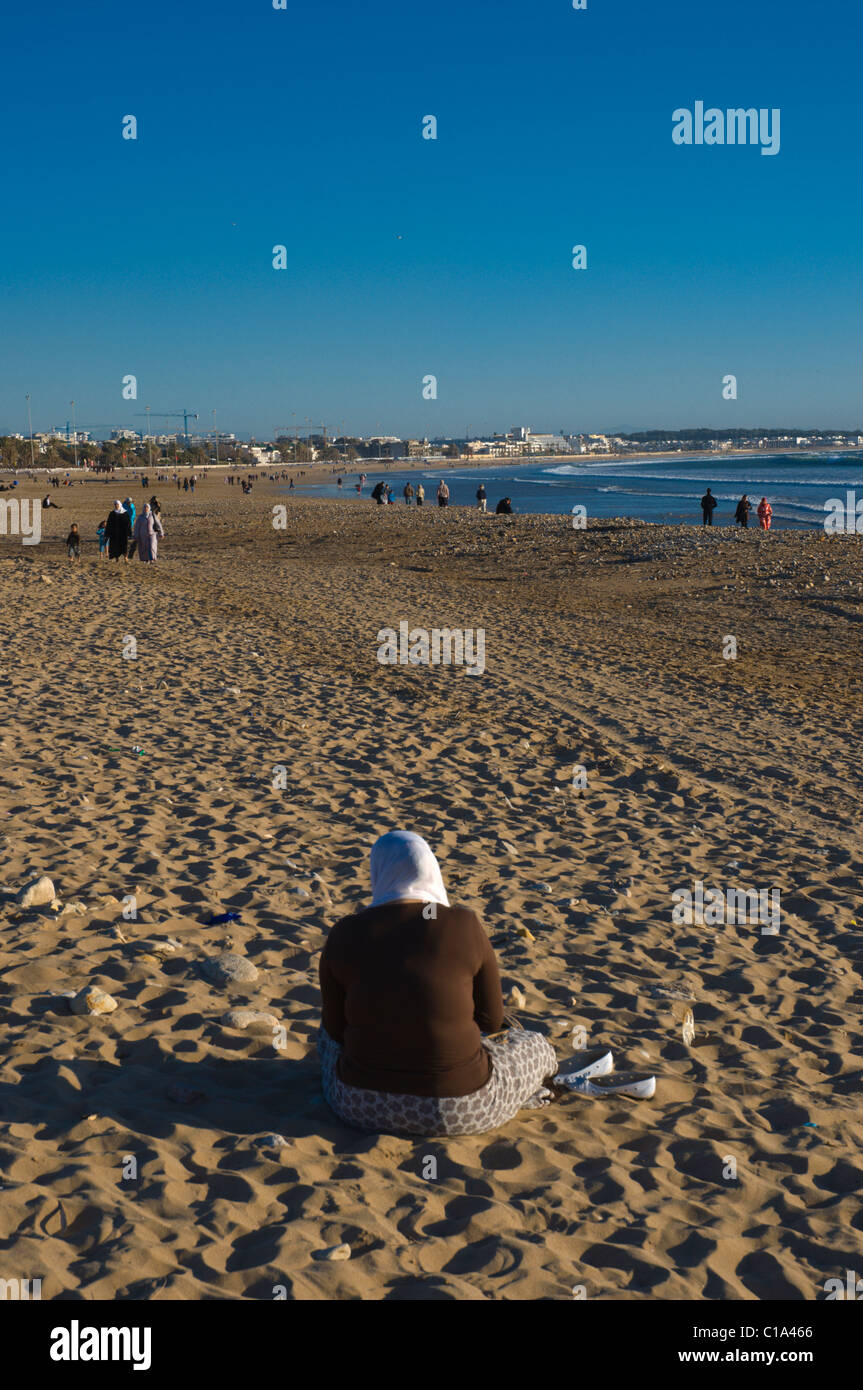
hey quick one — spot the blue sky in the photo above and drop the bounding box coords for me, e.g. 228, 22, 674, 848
1, 0, 861, 440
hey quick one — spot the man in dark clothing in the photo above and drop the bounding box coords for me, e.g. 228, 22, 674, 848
371, 481, 386, 505
735, 495, 751, 527
701, 488, 718, 525
495, 497, 513, 515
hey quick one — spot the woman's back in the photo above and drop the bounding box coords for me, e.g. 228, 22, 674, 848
320, 900, 503, 1097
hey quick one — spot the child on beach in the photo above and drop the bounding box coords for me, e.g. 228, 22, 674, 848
66, 524, 81, 559
97, 521, 107, 557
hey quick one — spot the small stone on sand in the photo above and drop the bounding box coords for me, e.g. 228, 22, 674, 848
16, 875, 56, 909
202, 952, 259, 985
70, 985, 118, 1016
649, 985, 696, 1002
222, 1008, 279, 1031
318, 1243, 351, 1262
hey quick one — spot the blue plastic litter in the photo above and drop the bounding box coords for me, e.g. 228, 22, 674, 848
206, 911, 241, 926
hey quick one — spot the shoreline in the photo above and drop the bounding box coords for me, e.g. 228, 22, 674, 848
3, 443, 860, 489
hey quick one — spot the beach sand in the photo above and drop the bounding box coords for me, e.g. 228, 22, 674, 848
1, 474, 861, 1300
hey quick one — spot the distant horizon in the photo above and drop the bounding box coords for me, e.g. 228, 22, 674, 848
4, 420, 862, 448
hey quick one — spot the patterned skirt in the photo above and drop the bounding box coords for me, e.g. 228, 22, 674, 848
318, 1026, 558, 1137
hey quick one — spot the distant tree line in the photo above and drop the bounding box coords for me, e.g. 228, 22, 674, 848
621, 427, 861, 442
0, 437, 258, 470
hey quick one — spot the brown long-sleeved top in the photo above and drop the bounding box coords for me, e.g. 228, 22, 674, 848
319, 901, 504, 1098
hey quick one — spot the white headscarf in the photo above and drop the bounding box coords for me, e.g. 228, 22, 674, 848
113, 500, 125, 512
370, 831, 450, 909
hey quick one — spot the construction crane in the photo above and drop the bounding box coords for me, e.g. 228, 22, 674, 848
134, 409, 199, 445
274, 422, 330, 461
274, 422, 328, 444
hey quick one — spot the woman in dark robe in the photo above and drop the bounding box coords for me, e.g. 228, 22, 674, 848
105, 501, 131, 560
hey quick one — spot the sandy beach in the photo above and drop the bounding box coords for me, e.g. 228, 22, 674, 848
1, 473, 861, 1301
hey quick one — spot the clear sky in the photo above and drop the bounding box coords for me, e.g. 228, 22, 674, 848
2, 0, 861, 440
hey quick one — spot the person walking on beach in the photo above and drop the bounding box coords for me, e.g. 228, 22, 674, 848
97, 519, 107, 559
371, 481, 385, 505
317, 830, 559, 1136
476, 484, 487, 513
416, 483, 425, 507
757, 497, 773, 531
735, 494, 751, 528
701, 488, 718, 526
105, 500, 131, 560
123, 497, 138, 559
404, 482, 414, 505
66, 524, 81, 560
131, 503, 164, 563
437, 480, 450, 508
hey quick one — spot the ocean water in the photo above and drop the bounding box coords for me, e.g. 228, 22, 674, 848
294, 451, 863, 530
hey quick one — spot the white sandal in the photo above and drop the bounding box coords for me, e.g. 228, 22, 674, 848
553, 1047, 614, 1090
567, 1071, 656, 1100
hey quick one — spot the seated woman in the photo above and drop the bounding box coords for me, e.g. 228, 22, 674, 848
317, 830, 558, 1136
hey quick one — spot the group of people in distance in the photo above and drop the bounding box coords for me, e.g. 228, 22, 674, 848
94, 497, 165, 562
701, 489, 773, 529
369, 477, 513, 514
